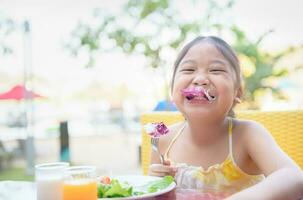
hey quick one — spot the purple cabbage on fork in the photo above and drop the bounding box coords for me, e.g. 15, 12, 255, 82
144, 122, 169, 138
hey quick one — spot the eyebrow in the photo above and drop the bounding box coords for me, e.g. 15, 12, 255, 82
209, 59, 228, 65
180, 59, 228, 66
179, 60, 197, 66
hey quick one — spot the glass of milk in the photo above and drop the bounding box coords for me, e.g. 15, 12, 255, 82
35, 162, 69, 200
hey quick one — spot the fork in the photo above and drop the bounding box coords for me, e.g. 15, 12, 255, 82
151, 137, 164, 164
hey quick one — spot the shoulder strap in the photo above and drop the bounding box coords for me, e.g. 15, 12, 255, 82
228, 117, 233, 157
164, 121, 187, 159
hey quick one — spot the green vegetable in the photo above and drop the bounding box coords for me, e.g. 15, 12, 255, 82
132, 191, 146, 196
147, 176, 174, 193
98, 179, 133, 198
97, 176, 174, 198
98, 183, 110, 197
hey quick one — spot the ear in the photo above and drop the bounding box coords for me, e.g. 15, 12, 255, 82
234, 87, 243, 104
234, 97, 242, 104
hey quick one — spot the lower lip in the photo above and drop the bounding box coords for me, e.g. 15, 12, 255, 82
187, 98, 210, 104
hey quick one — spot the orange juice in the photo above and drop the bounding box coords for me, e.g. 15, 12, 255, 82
63, 180, 97, 200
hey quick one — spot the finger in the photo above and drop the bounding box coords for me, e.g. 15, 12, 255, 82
148, 171, 168, 177
149, 169, 177, 177
170, 169, 178, 177
163, 160, 171, 166
149, 164, 172, 173
149, 164, 177, 174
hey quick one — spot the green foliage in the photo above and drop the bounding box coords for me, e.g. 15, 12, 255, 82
65, 0, 300, 108
231, 26, 298, 105
0, 167, 34, 181
65, 0, 233, 68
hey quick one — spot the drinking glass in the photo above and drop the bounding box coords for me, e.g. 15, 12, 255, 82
35, 162, 70, 200
63, 166, 97, 200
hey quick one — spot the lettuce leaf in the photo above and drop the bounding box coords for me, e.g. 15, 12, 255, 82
147, 176, 174, 193
98, 179, 133, 198
97, 176, 174, 198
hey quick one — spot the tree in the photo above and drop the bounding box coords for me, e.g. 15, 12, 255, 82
66, 0, 300, 109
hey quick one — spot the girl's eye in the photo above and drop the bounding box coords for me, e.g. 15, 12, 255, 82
210, 69, 226, 73
180, 68, 195, 72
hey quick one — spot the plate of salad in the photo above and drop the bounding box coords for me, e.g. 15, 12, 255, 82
97, 175, 176, 199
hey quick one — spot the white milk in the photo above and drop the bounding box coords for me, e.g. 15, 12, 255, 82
35, 162, 69, 200
36, 177, 63, 200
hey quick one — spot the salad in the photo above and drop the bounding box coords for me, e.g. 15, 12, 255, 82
97, 176, 174, 198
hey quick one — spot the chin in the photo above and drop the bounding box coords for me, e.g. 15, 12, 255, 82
182, 107, 214, 118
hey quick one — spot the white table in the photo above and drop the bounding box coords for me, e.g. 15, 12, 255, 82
0, 181, 36, 200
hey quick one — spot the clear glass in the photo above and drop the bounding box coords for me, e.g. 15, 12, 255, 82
63, 166, 97, 200
35, 162, 69, 200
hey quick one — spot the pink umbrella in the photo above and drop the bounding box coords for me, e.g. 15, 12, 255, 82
0, 85, 44, 101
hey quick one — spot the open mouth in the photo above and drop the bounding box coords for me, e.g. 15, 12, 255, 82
181, 87, 216, 102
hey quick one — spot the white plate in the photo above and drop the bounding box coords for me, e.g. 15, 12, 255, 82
98, 175, 176, 200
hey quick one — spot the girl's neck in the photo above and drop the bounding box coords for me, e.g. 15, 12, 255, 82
185, 116, 229, 145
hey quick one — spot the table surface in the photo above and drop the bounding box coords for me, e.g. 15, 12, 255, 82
0, 181, 36, 200
0, 181, 223, 200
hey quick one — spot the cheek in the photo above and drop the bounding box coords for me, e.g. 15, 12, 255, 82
171, 87, 180, 103
171, 90, 184, 112
216, 74, 236, 90
171, 80, 184, 104
218, 83, 234, 96
172, 75, 186, 91
217, 82, 237, 105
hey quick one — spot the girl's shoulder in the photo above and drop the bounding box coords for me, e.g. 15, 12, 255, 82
232, 118, 272, 144
233, 118, 269, 133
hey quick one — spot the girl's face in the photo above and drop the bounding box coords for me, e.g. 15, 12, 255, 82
172, 41, 240, 118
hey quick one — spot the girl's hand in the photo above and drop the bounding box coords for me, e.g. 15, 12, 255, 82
148, 160, 178, 177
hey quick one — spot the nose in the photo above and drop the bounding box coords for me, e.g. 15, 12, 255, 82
193, 73, 209, 86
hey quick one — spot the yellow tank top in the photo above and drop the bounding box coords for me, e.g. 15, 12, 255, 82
164, 118, 265, 197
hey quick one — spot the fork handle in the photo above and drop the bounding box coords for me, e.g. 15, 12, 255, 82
160, 154, 164, 164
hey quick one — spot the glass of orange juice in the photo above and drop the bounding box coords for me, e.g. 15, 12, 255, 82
63, 166, 97, 200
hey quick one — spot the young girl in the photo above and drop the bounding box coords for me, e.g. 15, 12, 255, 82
148, 36, 303, 199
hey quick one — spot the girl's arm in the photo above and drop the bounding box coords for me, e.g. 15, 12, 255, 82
226, 121, 303, 200
148, 139, 176, 177
148, 124, 179, 177
226, 168, 303, 200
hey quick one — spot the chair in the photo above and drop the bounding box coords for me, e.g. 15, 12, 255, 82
140, 110, 303, 175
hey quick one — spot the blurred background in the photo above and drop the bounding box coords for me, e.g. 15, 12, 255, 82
0, 0, 302, 180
